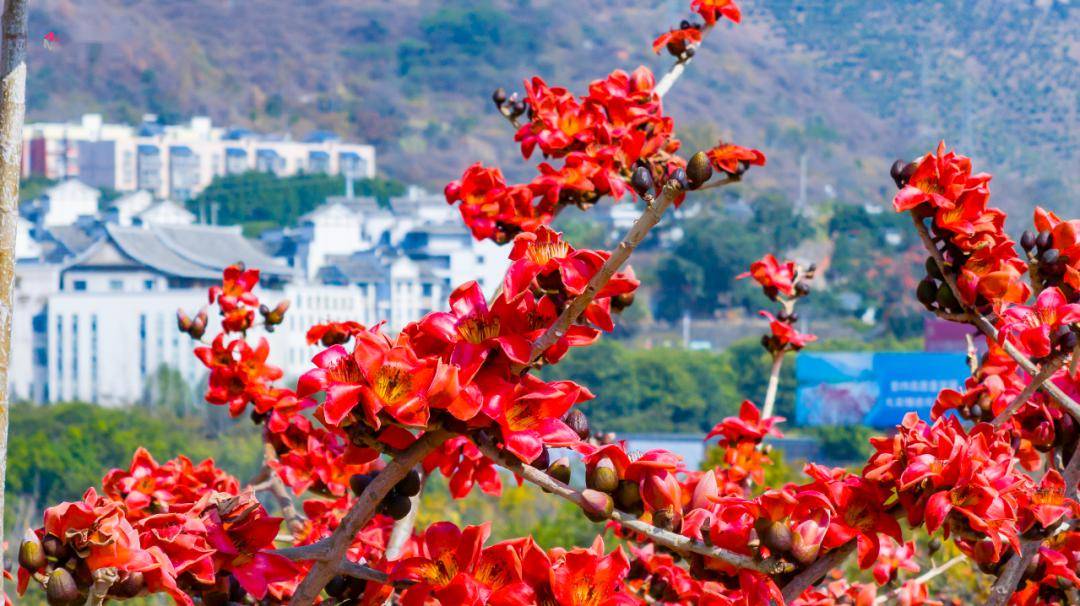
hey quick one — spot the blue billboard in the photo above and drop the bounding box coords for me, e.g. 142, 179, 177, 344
795, 352, 969, 428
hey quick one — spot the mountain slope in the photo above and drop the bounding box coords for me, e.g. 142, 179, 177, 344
26, 0, 1078, 214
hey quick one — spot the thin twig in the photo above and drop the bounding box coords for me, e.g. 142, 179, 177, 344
289, 429, 451, 606
991, 356, 1065, 427
873, 556, 966, 604
259, 444, 306, 533
472, 433, 789, 575
761, 353, 785, 419
779, 540, 856, 604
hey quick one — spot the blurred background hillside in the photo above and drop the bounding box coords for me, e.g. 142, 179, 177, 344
26, 0, 1078, 213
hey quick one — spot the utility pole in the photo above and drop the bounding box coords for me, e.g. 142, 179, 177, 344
0, 0, 29, 597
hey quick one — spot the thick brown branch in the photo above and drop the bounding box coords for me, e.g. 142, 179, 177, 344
472, 433, 789, 575
780, 540, 856, 604
289, 428, 450, 606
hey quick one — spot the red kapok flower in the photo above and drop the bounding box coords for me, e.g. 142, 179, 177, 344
738, 254, 797, 298
706, 141, 765, 174
691, 0, 742, 25
550, 539, 637, 606
999, 287, 1080, 359
652, 26, 703, 55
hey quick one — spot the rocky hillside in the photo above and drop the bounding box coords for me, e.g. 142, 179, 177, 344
26, 0, 1078, 215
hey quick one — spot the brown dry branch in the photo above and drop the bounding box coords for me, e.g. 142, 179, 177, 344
471, 432, 791, 576
779, 540, 856, 604
288, 428, 451, 606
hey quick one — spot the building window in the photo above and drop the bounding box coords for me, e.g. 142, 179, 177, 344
72, 315, 79, 386
109, 279, 123, 291
73, 280, 87, 291
422, 284, 433, 296
139, 313, 147, 375
144, 279, 155, 291
91, 314, 98, 402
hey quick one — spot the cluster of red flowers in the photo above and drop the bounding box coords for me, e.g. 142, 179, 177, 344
18, 453, 301, 605
894, 142, 1028, 311
741, 253, 817, 353
447, 66, 680, 242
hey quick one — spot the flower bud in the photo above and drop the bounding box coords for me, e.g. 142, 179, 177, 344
563, 409, 590, 440
1040, 248, 1061, 265
1036, 231, 1052, 252
110, 571, 145, 599
189, 309, 208, 340
580, 489, 614, 523
42, 535, 69, 561
652, 507, 676, 531
927, 537, 942, 555
586, 458, 619, 493
381, 493, 413, 521
176, 309, 192, 333
1020, 231, 1036, 252
759, 520, 793, 554
349, 472, 374, 497
899, 162, 917, 187
686, 151, 713, 189
547, 457, 572, 485
669, 168, 689, 191
492, 87, 508, 106
916, 278, 937, 309
46, 568, 80, 606
19, 534, 47, 570
889, 159, 907, 189
614, 479, 643, 513
529, 447, 551, 470
396, 469, 422, 497
631, 166, 653, 197
935, 283, 961, 313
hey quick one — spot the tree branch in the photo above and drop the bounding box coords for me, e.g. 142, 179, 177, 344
761, 353, 785, 419
991, 356, 1065, 427
288, 428, 450, 606
779, 540, 856, 604
472, 433, 790, 575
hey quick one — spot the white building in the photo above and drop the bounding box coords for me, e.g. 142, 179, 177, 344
22, 114, 376, 200
11, 180, 513, 406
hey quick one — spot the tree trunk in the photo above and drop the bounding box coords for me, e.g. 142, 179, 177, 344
0, 0, 28, 599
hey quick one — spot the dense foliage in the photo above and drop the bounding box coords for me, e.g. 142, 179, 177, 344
186, 172, 405, 235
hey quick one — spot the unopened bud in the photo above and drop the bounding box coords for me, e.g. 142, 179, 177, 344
889, 159, 907, 189
927, 537, 942, 555
631, 166, 654, 197
349, 473, 374, 497
547, 457, 572, 485
1020, 231, 1036, 252
652, 507, 676, 531
396, 468, 422, 497
189, 309, 208, 340
1035, 231, 1052, 252
176, 309, 192, 332
111, 571, 145, 599
669, 168, 689, 191
1040, 248, 1061, 265
529, 447, 551, 470
587, 458, 619, 493
563, 409, 591, 440
580, 489, 614, 522
492, 87, 508, 106
381, 492, 413, 521
19, 534, 46, 570
46, 568, 79, 606
686, 151, 713, 189
614, 479, 643, 513
759, 520, 793, 554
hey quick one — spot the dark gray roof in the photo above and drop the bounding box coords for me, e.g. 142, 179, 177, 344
152, 224, 292, 276
321, 253, 386, 283
104, 225, 221, 279
45, 225, 102, 257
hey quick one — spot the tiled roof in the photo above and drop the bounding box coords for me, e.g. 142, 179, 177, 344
104, 225, 221, 278
152, 224, 292, 276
